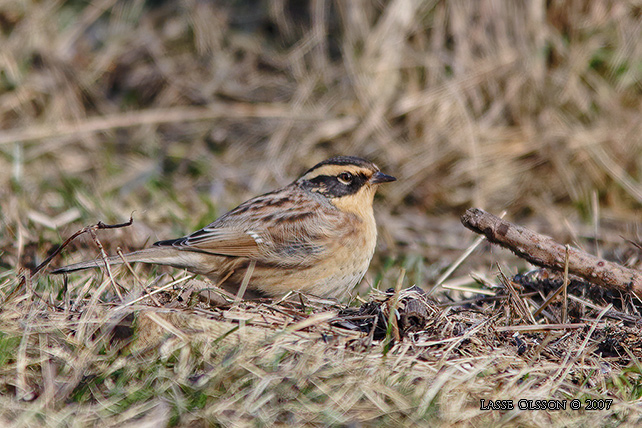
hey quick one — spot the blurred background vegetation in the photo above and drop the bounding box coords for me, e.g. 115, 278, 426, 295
1, 0, 641, 286
1, 1, 642, 426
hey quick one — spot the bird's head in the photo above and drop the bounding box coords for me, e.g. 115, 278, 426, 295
298, 156, 396, 215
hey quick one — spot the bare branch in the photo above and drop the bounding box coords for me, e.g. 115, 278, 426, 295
31, 217, 134, 278
461, 208, 642, 298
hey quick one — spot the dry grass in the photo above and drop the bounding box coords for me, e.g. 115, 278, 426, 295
1, 0, 641, 426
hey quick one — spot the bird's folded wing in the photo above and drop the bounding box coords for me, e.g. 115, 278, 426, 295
154, 224, 327, 267
154, 227, 263, 258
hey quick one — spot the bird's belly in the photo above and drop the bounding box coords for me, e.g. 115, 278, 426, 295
251, 238, 376, 299
249, 259, 368, 298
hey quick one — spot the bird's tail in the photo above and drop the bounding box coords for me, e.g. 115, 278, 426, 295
51, 247, 204, 275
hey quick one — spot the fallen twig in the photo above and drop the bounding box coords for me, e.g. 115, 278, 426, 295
494, 323, 602, 332
33, 217, 134, 278
8, 218, 134, 304
461, 208, 642, 298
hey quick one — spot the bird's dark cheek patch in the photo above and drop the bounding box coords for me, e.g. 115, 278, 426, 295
304, 174, 367, 198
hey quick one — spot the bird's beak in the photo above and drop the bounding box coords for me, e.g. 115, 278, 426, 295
370, 171, 396, 184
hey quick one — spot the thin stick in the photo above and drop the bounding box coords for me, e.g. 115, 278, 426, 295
234, 260, 256, 305
429, 211, 507, 296
575, 304, 612, 358
592, 190, 601, 258
88, 229, 123, 301
494, 323, 601, 332
438, 292, 539, 307
285, 311, 337, 333
532, 282, 566, 318
440, 283, 496, 296
9, 218, 134, 304
384, 269, 405, 355
33, 217, 134, 277
438, 316, 494, 367
562, 244, 569, 324
566, 294, 640, 323
116, 275, 193, 309
429, 234, 486, 295
117, 248, 162, 307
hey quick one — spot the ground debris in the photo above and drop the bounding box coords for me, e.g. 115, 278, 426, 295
513, 268, 642, 324
113, 272, 642, 369
334, 285, 440, 340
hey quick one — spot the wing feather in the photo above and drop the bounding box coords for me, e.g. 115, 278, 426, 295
153, 185, 343, 266
154, 228, 263, 258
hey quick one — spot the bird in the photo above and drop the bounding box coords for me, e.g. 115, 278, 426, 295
52, 156, 396, 299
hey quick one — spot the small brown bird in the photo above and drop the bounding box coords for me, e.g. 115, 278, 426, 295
53, 156, 395, 299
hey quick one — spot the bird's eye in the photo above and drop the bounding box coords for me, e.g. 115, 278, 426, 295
337, 172, 353, 185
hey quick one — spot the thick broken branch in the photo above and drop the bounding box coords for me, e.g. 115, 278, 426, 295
461, 208, 642, 298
